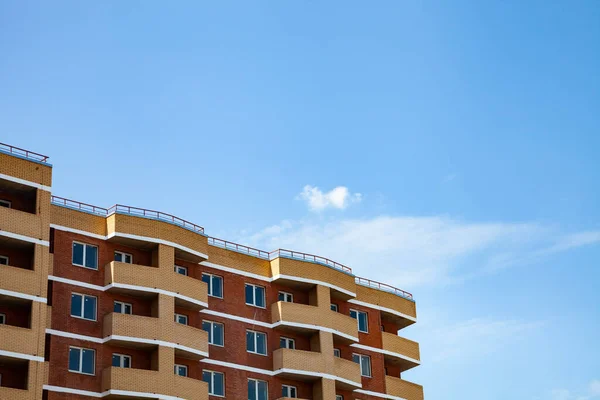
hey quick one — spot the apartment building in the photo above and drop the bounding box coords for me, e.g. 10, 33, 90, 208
0, 142, 424, 400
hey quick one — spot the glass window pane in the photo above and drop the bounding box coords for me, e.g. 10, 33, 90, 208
359, 312, 368, 331
82, 349, 94, 374
291, 387, 296, 397
84, 296, 96, 320
125, 254, 132, 263
361, 356, 371, 376
124, 304, 132, 314
212, 276, 223, 297
202, 321, 212, 342
245, 284, 254, 305
246, 331, 255, 352
352, 354, 360, 364
330, 304, 338, 311
213, 323, 223, 346
278, 292, 285, 302
350, 310, 357, 319
112, 354, 120, 367
248, 380, 256, 400
258, 380, 268, 400
280, 338, 286, 348
202, 273, 210, 286
123, 356, 130, 368
114, 302, 122, 313
114, 252, 122, 262
85, 245, 97, 269
73, 243, 84, 265
71, 294, 82, 317
255, 286, 265, 307
257, 333, 266, 354
214, 372, 224, 396
202, 371, 211, 384
282, 386, 288, 397
69, 348, 80, 371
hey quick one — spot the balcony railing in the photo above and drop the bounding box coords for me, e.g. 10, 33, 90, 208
208, 237, 270, 258
270, 249, 352, 273
355, 276, 413, 300
0, 142, 49, 163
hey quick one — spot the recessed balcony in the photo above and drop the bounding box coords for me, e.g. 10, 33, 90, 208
273, 348, 325, 381
355, 284, 417, 329
381, 332, 421, 372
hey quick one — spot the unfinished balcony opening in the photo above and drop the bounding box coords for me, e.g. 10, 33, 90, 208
0, 178, 37, 215
0, 295, 32, 329
0, 356, 29, 390
0, 236, 35, 271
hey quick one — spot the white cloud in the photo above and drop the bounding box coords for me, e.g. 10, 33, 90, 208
548, 380, 600, 400
590, 380, 600, 396
298, 185, 362, 211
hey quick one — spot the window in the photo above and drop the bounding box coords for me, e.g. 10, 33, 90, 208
175, 313, 188, 325
333, 348, 341, 358
336, 396, 344, 400
174, 265, 188, 276
330, 303, 338, 312
282, 385, 297, 398
248, 378, 268, 400
352, 353, 372, 377
70, 293, 97, 321
114, 301, 132, 315
72, 242, 98, 270
350, 309, 368, 333
68, 347, 95, 375
246, 330, 267, 355
0, 255, 8, 265
114, 251, 132, 264
112, 353, 131, 368
174, 364, 188, 377
202, 320, 224, 346
245, 283, 265, 308
278, 291, 293, 303
202, 370, 225, 396
0, 313, 5, 324
279, 337, 295, 349
0, 200, 11, 208
202, 273, 223, 298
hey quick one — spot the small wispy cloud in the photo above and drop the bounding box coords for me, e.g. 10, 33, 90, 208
298, 185, 362, 211
549, 379, 600, 400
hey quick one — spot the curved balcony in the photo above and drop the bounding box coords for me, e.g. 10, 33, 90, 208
102, 367, 208, 399
334, 357, 361, 389
273, 348, 324, 381
105, 261, 208, 310
385, 376, 424, 400
271, 301, 358, 342
382, 332, 420, 372
354, 285, 417, 329
103, 313, 208, 360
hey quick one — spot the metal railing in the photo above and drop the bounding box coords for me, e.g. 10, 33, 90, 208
355, 277, 413, 300
0, 142, 49, 163
207, 237, 270, 259
270, 249, 353, 273
51, 196, 108, 215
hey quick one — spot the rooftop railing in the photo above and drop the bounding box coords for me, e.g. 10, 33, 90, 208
355, 277, 413, 300
269, 249, 353, 274
0, 142, 50, 163
51, 196, 109, 216
207, 237, 270, 259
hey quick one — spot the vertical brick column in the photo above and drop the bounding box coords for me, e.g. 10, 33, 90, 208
156, 244, 175, 272
313, 377, 336, 400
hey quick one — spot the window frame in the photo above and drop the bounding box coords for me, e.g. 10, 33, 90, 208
113, 300, 133, 315
202, 272, 224, 299
248, 378, 268, 400
0, 313, 5, 324
330, 303, 339, 312
202, 369, 225, 397
72, 241, 98, 270
0, 255, 9, 265
114, 251, 133, 264
350, 309, 369, 333
174, 364, 188, 377
0, 199, 11, 208
174, 265, 188, 276
111, 353, 132, 368
281, 384, 297, 398
333, 348, 341, 358
278, 291, 293, 303
175, 313, 188, 325
68, 346, 96, 375
279, 337, 295, 350
70, 292, 97, 321
336, 396, 344, 400
246, 329, 268, 356
202, 320, 224, 347
245, 283, 266, 308
352, 353, 372, 377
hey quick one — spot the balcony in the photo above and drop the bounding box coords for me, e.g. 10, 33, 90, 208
355, 284, 417, 329
334, 357, 361, 389
385, 376, 424, 400
0, 357, 47, 400
272, 301, 358, 342
0, 323, 42, 359
381, 332, 421, 372
105, 261, 208, 310
102, 367, 208, 399
0, 200, 49, 243
273, 348, 325, 381
0, 264, 45, 300
103, 313, 208, 360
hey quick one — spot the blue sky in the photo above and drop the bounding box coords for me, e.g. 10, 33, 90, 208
1, 1, 599, 399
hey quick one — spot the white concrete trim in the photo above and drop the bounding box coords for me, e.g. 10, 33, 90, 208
45, 329, 208, 358
349, 343, 420, 365
50, 224, 107, 240
0, 172, 51, 192
0, 349, 44, 362
200, 309, 358, 341
48, 276, 208, 309
0, 288, 46, 303
43, 385, 188, 400
200, 358, 274, 375
354, 388, 407, 400
348, 299, 417, 323
0, 230, 49, 247
200, 261, 271, 282
43, 385, 103, 398
108, 232, 209, 260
